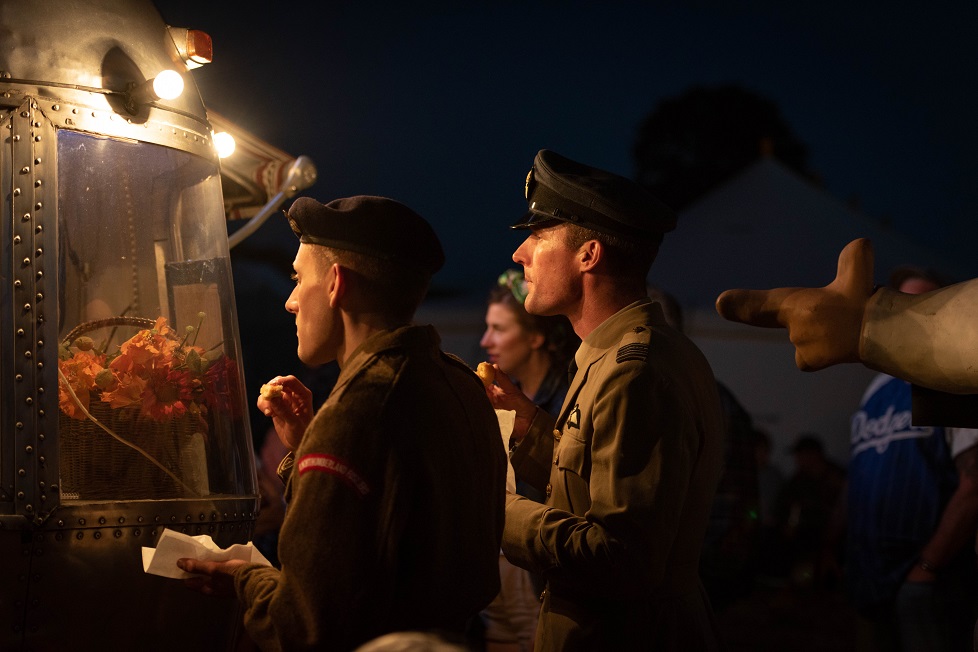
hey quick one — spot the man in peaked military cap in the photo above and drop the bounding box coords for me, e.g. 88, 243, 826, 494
486, 150, 726, 650
179, 195, 506, 651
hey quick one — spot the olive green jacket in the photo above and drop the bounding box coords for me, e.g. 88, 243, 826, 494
236, 325, 506, 651
506, 300, 725, 651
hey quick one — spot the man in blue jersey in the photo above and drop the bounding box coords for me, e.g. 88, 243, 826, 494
846, 265, 978, 652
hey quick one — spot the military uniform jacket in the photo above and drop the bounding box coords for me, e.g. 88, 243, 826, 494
505, 299, 725, 651
235, 325, 506, 652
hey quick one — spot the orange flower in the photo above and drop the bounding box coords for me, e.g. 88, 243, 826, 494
99, 371, 147, 409
58, 349, 106, 419
110, 317, 180, 376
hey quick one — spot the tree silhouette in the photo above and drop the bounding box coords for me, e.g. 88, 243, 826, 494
632, 85, 811, 210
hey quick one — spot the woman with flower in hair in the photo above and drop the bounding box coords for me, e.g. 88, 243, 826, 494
478, 269, 579, 652
481, 270, 578, 421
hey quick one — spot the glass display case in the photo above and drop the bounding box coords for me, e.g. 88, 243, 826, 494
56, 130, 253, 500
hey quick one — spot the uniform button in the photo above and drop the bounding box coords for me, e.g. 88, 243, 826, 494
552, 429, 561, 441
545, 483, 552, 498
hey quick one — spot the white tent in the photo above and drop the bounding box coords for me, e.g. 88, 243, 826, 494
650, 155, 978, 471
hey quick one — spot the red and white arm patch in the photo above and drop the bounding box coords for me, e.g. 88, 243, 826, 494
297, 453, 371, 497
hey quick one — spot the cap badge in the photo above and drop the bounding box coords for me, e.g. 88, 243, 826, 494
524, 167, 534, 200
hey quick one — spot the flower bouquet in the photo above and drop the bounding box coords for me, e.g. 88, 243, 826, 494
57, 315, 238, 500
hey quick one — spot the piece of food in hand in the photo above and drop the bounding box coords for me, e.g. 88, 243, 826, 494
259, 383, 283, 399
476, 362, 496, 388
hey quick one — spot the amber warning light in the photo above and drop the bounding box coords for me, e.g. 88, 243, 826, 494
168, 27, 213, 69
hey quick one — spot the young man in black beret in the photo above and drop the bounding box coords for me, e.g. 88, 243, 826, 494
486, 150, 726, 650
179, 195, 506, 651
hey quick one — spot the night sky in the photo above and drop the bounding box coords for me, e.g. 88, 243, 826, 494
155, 0, 978, 299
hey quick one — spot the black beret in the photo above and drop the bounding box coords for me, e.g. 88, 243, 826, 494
286, 195, 445, 276
512, 149, 677, 241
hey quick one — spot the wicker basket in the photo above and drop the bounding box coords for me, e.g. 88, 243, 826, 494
59, 405, 204, 500
58, 317, 208, 500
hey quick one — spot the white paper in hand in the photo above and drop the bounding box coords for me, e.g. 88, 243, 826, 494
142, 528, 272, 579
495, 409, 517, 494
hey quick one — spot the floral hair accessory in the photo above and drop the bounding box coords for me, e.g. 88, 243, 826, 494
497, 269, 528, 304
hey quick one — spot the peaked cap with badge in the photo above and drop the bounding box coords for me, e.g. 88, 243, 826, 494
512, 149, 677, 242
286, 195, 445, 276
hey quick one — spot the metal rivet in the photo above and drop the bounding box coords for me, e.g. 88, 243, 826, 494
98, 517, 106, 525
33, 158, 40, 165
24, 351, 31, 358
13, 235, 20, 244
16, 329, 23, 336
93, 531, 101, 539
13, 188, 20, 196
34, 202, 41, 209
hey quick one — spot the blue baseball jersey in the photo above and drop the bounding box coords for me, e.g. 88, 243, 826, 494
845, 374, 959, 611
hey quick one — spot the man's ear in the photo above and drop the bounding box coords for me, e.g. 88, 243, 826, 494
328, 263, 346, 308
578, 239, 602, 272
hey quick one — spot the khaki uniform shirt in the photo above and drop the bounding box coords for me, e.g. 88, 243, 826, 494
506, 300, 725, 651
235, 325, 506, 651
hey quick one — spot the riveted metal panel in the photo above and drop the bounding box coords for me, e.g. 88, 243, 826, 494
15, 497, 256, 652
8, 99, 60, 526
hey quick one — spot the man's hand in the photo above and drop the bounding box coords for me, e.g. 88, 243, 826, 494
715, 238, 875, 371
178, 557, 249, 597
257, 375, 314, 450
484, 365, 538, 443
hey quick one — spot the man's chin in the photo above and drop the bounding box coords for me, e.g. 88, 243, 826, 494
524, 297, 556, 317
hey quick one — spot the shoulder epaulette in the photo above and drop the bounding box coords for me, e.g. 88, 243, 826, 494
616, 325, 651, 363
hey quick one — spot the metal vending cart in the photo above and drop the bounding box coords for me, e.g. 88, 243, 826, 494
0, 1, 314, 649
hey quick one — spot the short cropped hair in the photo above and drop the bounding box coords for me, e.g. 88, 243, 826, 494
315, 245, 430, 322
561, 223, 660, 280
